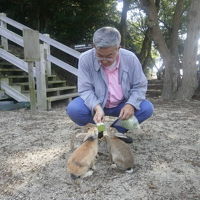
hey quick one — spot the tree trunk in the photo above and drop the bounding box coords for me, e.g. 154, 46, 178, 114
139, 27, 152, 70
176, 0, 200, 99
169, 0, 184, 89
140, 0, 174, 99
140, 0, 185, 100
120, 0, 130, 48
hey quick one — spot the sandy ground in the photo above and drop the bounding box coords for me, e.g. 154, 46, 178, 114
0, 98, 200, 200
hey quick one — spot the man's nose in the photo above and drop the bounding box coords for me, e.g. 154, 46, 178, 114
101, 60, 109, 64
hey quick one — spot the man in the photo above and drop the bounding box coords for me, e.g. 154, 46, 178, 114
66, 27, 154, 143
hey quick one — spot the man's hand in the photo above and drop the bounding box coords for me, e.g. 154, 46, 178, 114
93, 104, 105, 123
119, 104, 135, 120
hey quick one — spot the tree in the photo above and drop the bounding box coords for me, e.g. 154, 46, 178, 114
119, 0, 131, 47
177, 0, 200, 99
140, 0, 200, 100
121, 0, 157, 72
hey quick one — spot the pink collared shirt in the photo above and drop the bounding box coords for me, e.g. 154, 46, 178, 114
102, 56, 124, 108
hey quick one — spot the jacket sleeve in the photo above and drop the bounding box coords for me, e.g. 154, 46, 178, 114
78, 55, 101, 113
125, 55, 147, 110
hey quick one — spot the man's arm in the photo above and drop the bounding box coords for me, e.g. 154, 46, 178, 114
78, 54, 101, 115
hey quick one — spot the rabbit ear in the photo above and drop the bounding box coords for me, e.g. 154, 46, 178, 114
81, 123, 95, 132
83, 132, 98, 142
114, 132, 128, 138
76, 132, 88, 138
83, 135, 90, 142
87, 127, 98, 134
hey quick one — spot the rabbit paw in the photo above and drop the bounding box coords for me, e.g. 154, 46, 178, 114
126, 168, 133, 173
82, 170, 93, 178
111, 163, 117, 169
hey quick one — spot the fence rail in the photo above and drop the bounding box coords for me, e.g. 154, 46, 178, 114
0, 14, 81, 59
0, 13, 80, 111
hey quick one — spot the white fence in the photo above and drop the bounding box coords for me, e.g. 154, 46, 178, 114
0, 13, 81, 110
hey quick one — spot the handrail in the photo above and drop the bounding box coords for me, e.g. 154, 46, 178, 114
0, 26, 24, 47
47, 55, 78, 76
39, 34, 80, 59
0, 14, 30, 31
0, 48, 36, 76
0, 14, 81, 59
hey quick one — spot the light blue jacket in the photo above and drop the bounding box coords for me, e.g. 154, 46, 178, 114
78, 48, 147, 113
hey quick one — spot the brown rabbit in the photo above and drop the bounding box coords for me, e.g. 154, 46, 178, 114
104, 127, 134, 173
67, 126, 98, 179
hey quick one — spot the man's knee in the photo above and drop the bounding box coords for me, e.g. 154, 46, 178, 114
144, 100, 154, 118
66, 97, 93, 126
66, 99, 79, 117
137, 100, 154, 123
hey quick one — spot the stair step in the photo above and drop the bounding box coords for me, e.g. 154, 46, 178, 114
47, 75, 57, 78
0, 68, 22, 72
148, 83, 163, 89
15, 82, 29, 86
47, 92, 79, 102
148, 79, 163, 84
0, 75, 28, 78
147, 89, 161, 92
47, 86, 76, 92
47, 80, 66, 84
0, 74, 56, 79
22, 86, 76, 93
15, 80, 66, 86
0, 62, 13, 66
147, 89, 161, 97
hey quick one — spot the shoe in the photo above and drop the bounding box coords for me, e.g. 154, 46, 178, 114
117, 135, 133, 143
98, 131, 103, 138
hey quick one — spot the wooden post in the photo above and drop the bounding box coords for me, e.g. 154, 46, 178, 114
35, 44, 47, 110
23, 28, 40, 113
43, 34, 51, 76
0, 13, 8, 51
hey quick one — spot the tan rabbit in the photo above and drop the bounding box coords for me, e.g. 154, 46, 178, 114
104, 127, 134, 173
67, 126, 98, 179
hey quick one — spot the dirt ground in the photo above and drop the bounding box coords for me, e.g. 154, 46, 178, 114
0, 98, 200, 200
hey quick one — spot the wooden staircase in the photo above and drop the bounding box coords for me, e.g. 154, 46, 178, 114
0, 13, 81, 111
0, 58, 78, 109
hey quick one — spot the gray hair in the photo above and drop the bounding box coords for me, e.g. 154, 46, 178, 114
93, 27, 121, 48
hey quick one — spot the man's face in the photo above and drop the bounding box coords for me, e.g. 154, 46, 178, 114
95, 46, 119, 67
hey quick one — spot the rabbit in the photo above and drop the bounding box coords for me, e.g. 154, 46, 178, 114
67, 125, 99, 179
103, 127, 134, 173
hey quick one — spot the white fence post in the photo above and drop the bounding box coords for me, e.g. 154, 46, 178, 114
0, 13, 8, 51
36, 44, 47, 110
23, 28, 40, 113
43, 34, 51, 76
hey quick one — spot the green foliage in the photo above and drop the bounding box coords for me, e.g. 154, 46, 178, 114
158, 0, 190, 51
1, 0, 120, 46
126, 9, 147, 54
50, 0, 120, 45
